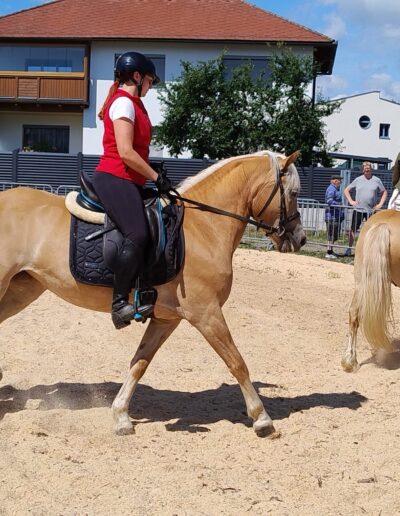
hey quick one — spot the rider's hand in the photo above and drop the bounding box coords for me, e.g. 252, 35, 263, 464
156, 173, 173, 194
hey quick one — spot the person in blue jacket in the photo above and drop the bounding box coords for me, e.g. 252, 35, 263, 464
325, 175, 344, 259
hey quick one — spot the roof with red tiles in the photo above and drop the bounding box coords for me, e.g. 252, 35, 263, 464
0, 0, 334, 44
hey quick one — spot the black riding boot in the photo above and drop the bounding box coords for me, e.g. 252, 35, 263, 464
111, 239, 154, 329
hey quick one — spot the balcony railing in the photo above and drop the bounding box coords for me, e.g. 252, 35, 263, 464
0, 72, 88, 105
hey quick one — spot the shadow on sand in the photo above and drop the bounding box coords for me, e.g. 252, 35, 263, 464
0, 380, 368, 432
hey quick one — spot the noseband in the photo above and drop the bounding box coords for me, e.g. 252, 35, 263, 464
168, 153, 300, 235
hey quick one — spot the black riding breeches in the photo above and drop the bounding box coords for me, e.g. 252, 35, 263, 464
92, 171, 149, 245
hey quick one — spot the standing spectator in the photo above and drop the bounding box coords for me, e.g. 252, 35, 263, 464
392, 151, 400, 191
325, 175, 344, 259
344, 161, 387, 256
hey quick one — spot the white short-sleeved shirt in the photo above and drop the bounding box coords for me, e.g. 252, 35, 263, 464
109, 96, 135, 123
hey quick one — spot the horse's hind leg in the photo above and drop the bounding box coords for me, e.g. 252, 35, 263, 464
112, 318, 180, 435
342, 291, 360, 372
191, 305, 275, 437
0, 272, 46, 381
0, 272, 45, 324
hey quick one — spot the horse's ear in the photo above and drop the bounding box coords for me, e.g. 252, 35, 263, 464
281, 150, 300, 172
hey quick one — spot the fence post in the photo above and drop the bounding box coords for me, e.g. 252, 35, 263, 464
309, 167, 313, 198
12, 148, 19, 183
77, 151, 83, 182
341, 169, 351, 203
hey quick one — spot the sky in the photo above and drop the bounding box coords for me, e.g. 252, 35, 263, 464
1, 0, 400, 102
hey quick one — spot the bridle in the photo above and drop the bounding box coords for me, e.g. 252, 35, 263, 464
167, 152, 300, 237
254, 152, 301, 236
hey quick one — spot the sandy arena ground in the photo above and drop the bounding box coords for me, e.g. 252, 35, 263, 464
1, 248, 400, 515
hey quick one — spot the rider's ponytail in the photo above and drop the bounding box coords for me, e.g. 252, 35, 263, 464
98, 80, 119, 120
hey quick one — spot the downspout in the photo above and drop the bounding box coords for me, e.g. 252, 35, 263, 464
311, 74, 316, 107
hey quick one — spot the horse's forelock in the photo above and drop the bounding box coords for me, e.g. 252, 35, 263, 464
284, 163, 301, 198
262, 151, 301, 199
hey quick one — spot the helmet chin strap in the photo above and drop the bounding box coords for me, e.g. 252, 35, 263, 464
132, 74, 144, 97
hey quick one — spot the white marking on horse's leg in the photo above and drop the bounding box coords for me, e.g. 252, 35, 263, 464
239, 378, 275, 437
191, 307, 276, 437
342, 332, 359, 372
342, 295, 360, 372
112, 318, 180, 436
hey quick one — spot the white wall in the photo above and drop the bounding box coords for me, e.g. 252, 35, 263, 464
324, 91, 400, 164
0, 111, 83, 153
0, 41, 315, 156
83, 41, 313, 155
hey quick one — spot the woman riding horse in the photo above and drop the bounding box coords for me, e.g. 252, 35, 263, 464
0, 151, 305, 437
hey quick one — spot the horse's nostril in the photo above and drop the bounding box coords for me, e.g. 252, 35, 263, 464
300, 236, 307, 247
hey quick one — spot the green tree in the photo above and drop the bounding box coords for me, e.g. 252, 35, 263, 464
266, 51, 342, 166
155, 50, 341, 166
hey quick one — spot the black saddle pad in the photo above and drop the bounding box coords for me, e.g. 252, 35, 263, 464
69, 203, 185, 288
69, 217, 114, 286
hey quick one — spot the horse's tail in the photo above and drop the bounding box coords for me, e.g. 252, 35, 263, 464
357, 222, 393, 351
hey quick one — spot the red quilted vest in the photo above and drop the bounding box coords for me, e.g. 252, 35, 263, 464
96, 89, 152, 186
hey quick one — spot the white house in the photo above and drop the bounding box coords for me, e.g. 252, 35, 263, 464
0, 0, 336, 157
324, 91, 400, 167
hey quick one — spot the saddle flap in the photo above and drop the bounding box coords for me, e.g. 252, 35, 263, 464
144, 197, 165, 266
102, 215, 124, 271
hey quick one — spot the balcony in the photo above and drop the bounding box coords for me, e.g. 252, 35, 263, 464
0, 72, 88, 109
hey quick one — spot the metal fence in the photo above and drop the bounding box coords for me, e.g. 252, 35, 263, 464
0, 150, 393, 203
2, 180, 378, 256
240, 199, 378, 255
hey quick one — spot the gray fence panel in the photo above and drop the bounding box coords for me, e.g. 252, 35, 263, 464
0, 153, 13, 182
0, 152, 394, 200
82, 154, 100, 175
17, 152, 79, 185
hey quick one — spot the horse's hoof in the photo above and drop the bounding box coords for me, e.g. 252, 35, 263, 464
115, 422, 134, 436
341, 358, 359, 373
253, 415, 278, 438
255, 424, 280, 439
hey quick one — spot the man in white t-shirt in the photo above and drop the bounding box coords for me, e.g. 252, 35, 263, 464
343, 161, 387, 255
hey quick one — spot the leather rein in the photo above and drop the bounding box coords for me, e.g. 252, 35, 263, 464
167, 153, 300, 236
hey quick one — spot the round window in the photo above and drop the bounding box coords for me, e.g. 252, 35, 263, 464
359, 115, 371, 129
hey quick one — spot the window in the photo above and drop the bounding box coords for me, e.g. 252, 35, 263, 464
359, 115, 371, 129
379, 123, 390, 139
0, 45, 85, 73
22, 125, 69, 153
222, 56, 271, 82
114, 54, 165, 85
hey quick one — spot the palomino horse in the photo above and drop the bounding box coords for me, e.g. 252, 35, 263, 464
0, 151, 305, 437
342, 209, 400, 372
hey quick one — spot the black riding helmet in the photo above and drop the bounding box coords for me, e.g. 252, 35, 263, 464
114, 51, 160, 85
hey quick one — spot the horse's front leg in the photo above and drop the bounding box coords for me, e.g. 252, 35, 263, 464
190, 305, 276, 437
112, 318, 180, 435
342, 292, 360, 372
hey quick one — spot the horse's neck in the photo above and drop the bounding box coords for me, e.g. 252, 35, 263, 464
185, 161, 252, 214
182, 160, 257, 251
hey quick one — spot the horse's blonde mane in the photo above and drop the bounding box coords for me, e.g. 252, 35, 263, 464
178, 150, 300, 197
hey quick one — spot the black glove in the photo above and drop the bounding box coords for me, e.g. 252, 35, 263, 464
156, 172, 173, 194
